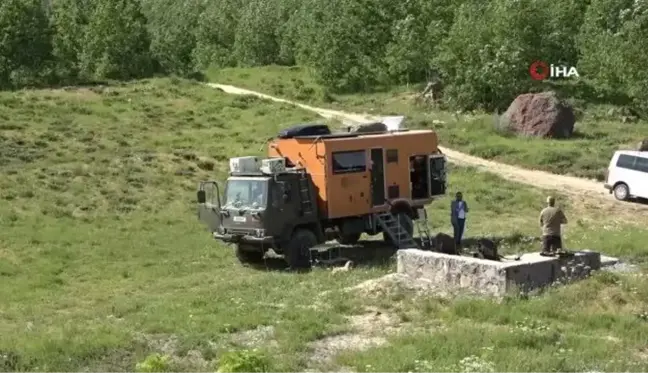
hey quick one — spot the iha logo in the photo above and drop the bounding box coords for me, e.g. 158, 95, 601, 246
529, 60, 579, 80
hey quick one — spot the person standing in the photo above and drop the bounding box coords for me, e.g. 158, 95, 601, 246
451, 192, 469, 248
539, 196, 568, 256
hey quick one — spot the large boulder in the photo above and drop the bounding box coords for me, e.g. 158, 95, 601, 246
502, 92, 575, 138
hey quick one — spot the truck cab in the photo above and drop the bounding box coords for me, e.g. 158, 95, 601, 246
197, 156, 322, 268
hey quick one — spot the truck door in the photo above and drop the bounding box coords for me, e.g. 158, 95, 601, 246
370, 148, 386, 206
429, 155, 447, 196
197, 181, 222, 232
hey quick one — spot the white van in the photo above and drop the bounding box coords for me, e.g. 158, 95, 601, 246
604, 150, 648, 201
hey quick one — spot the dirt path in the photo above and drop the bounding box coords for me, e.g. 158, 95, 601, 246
208, 83, 648, 217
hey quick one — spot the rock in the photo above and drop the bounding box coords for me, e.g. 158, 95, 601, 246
502, 91, 576, 138
638, 138, 648, 151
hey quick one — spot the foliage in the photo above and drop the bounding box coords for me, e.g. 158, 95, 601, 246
0, 0, 647, 110
0, 0, 53, 89
578, 0, 648, 115
79, 0, 153, 80
141, 0, 205, 76
50, 0, 92, 81
135, 353, 173, 372
216, 349, 269, 372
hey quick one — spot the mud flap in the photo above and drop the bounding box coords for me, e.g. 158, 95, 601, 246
197, 181, 222, 233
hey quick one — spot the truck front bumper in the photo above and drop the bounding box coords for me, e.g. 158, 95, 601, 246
213, 232, 275, 245
604, 183, 612, 193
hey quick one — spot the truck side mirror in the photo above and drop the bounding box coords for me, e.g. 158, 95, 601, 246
197, 190, 206, 204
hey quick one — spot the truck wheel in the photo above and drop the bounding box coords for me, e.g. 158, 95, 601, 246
382, 213, 414, 244
286, 229, 316, 269
337, 232, 361, 245
235, 244, 265, 265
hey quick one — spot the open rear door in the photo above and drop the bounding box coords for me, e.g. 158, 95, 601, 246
197, 181, 222, 233
428, 154, 447, 196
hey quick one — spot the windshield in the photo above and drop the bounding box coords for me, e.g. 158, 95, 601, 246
223, 178, 268, 209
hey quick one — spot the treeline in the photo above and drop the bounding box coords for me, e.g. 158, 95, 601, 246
1, 0, 647, 112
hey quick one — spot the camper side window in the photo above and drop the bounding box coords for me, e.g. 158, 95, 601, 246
332, 150, 366, 174
386, 149, 398, 163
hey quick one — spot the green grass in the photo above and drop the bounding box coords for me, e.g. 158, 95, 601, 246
208, 66, 648, 181
1, 78, 648, 372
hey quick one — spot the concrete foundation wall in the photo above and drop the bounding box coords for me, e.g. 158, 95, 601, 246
397, 249, 601, 297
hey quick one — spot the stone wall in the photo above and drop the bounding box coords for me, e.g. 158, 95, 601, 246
397, 249, 602, 297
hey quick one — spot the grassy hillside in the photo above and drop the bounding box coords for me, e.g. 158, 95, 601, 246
209, 66, 648, 181
1, 79, 648, 371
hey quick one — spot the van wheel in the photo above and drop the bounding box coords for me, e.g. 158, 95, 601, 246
286, 229, 316, 270
235, 244, 265, 265
337, 232, 361, 245
613, 183, 629, 201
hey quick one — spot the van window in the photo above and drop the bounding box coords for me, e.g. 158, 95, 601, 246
635, 156, 648, 173
332, 150, 366, 174
616, 154, 637, 169
616, 154, 648, 173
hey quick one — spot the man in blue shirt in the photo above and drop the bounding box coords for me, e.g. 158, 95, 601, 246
450, 192, 469, 249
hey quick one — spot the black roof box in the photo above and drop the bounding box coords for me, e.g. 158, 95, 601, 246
277, 123, 331, 139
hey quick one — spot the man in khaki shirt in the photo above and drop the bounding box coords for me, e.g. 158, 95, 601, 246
539, 196, 567, 255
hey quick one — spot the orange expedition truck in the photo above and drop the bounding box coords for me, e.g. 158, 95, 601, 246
197, 122, 447, 269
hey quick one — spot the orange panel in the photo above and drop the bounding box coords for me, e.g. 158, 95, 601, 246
268, 137, 330, 216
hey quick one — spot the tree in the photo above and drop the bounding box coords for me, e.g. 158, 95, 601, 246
293, 0, 398, 92
192, 0, 245, 69
80, 0, 153, 80
0, 0, 53, 88
435, 0, 584, 111
142, 0, 204, 76
50, 0, 92, 82
231, 0, 282, 66
578, 0, 648, 113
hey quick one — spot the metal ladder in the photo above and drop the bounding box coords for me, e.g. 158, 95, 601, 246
414, 208, 433, 249
376, 212, 417, 249
298, 173, 313, 215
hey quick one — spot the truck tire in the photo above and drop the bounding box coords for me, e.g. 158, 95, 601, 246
286, 229, 316, 269
337, 232, 361, 245
235, 244, 265, 265
383, 212, 414, 245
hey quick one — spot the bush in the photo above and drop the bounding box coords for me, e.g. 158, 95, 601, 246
216, 349, 270, 373
135, 353, 173, 372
